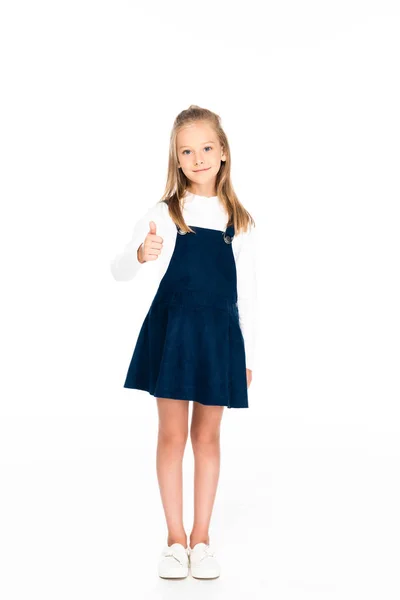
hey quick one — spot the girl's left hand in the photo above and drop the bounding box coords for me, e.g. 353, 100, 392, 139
246, 368, 252, 388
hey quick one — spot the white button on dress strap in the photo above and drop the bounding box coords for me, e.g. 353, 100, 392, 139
176, 223, 188, 235
223, 224, 234, 244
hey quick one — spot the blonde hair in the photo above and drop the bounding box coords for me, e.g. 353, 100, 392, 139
157, 105, 256, 235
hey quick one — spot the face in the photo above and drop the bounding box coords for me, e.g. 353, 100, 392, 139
176, 121, 226, 194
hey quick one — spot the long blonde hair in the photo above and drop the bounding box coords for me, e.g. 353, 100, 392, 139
158, 105, 256, 235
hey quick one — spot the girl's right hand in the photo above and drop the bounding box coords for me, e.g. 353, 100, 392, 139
137, 221, 164, 263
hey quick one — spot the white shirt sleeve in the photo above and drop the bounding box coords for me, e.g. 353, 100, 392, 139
236, 223, 258, 371
110, 201, 166, 281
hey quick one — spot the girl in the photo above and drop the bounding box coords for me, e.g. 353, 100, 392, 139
111, 105, 257, 579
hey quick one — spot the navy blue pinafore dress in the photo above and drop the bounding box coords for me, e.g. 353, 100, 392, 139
123, 220, 248, 409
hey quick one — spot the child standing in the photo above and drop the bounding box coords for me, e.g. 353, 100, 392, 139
111, 105, 257, 579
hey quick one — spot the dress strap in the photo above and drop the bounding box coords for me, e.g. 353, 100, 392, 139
175, 222, 235, 242
176, 223, 187, 235
223, 223, 235, 244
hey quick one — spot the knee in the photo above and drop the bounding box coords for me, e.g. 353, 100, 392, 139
158, 428, 188, 450
190, 429, 220, 452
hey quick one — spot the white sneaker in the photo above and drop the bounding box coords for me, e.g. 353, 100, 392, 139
158, 542, 189, 579
188, 542, 221, 579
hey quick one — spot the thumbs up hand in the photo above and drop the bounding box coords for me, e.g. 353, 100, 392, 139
137, 221, 164, 263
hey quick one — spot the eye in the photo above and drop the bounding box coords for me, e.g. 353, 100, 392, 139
182, 149, 190, 155
204, 146, 212, 151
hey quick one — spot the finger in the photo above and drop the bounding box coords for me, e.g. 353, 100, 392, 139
148, 240, 163, 248
147, 248, 161, 256
149, 234, 163, 243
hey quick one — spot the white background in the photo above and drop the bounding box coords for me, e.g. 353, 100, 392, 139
1, 0, 399, 598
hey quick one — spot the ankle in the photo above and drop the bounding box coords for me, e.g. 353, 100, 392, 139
189, 532, 210, 548
167, 533, 187, 547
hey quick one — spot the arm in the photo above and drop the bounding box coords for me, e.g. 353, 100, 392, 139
110, 202, 161, 281
236, 222, 258, 371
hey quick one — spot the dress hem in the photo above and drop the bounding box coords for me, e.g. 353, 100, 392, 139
123, 384, 249, 409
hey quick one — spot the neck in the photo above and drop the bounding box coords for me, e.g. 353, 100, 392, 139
188, 187, 217, 198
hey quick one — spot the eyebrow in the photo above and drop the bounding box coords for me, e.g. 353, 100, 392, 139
179, 140, 215, 149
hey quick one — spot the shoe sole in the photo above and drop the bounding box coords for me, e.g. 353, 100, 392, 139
158, 567, 189, 579
190, 568, 220, 579
159, 575, 188, 579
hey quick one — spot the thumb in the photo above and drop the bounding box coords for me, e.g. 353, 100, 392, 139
149, 221, 157, 234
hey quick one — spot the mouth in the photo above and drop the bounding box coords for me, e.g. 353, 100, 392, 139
193, 167, 211, 173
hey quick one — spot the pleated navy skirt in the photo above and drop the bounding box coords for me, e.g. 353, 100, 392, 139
123, 223, 248, 408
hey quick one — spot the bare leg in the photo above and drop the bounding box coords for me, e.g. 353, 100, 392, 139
189, 402, 225, 548
156, 397, 189, 547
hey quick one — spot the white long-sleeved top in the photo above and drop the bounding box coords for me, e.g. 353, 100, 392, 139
110, 191, 257, 370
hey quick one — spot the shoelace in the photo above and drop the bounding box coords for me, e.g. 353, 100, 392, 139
193, 545, 215, 562
163, 548, 187, 566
